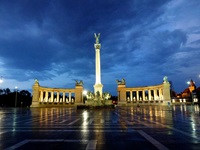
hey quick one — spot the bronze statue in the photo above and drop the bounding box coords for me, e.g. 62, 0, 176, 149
94, 33, 100, 44
116, 78, 126, 85
75, 80, 83, 86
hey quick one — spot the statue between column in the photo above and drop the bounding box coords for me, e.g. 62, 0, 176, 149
94, 33, 100, 44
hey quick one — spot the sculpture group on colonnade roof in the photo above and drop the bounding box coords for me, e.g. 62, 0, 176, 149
75, 80, 83, 86
163, 76, 169, 83
116, 78, 126, 85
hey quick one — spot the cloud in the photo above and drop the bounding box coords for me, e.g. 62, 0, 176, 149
0, 0, 200, 95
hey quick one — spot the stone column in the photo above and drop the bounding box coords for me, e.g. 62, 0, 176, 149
130, 91, 133, 101
57, 92, 59, 103
94, 33, 103, 98
136, 91, 139, 101
142, 90, 145, 101
63, 92, 65, 103
159, 89, 162, 100
51, 92, 54, 102
40, 91, 43, 102
148, 90, 151, 100
45, 91, 48, 102
69, 92, 71, 103
154, 90, 157, 100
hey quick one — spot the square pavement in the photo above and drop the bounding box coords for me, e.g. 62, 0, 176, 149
0, 105, 200, 150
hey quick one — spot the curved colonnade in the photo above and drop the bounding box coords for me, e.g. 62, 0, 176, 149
32, 80, 83, 107
117, 79, 171, 105
32, 78, 171, 107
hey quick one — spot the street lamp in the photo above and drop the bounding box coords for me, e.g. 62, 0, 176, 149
15, 86, 18, 107
83, 90, 87, 95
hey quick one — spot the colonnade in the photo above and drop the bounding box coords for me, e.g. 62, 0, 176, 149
126, 88, 163, 101
117, 77, 171, 105
39, 90, 74, 103
32, 80, 83, 107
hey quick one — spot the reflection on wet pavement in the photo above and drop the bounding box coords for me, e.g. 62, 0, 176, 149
0, 105, 200, 150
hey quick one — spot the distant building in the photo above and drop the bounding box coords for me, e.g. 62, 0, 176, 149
180, 79, 196, 98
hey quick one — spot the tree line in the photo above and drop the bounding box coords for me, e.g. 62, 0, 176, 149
0, 88, 32, 107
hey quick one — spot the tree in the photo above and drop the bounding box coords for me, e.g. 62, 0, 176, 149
5, 88, 11, 95
0, 89, 32, 107
19, 90, 32, 107
0, 89, 3, 95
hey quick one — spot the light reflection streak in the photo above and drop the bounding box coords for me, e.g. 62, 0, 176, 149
120, 105, 200, 141
80, 110, 90, 140
194, 105, 199, 113
82, 111, 88, 128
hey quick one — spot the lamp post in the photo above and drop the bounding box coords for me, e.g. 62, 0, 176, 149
15, 86, 18, 107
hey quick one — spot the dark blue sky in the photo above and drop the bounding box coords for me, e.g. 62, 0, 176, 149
0, 0, 200, 95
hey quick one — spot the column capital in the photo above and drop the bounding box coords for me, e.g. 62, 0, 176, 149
94, 44, 101, 49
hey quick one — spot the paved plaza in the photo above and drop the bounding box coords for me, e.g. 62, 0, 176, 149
0, 105, 200, 150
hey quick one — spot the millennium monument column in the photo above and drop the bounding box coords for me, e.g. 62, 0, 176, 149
94, 33, 103, 98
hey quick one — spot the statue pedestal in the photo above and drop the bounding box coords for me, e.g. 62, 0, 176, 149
94, 84, 103, 98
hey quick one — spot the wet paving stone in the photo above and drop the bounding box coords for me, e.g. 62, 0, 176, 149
0, 105, 200, 150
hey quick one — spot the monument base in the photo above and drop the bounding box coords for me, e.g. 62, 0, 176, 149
93, 83, 103, 97
31, 101, 40, 107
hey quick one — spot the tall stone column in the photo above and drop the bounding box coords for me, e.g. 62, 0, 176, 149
93, 33, 103, 98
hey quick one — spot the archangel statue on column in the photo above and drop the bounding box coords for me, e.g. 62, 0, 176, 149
94, 33, 100, 44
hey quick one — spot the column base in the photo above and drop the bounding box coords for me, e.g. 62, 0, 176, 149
31, 101, 40, 107
118, 101, 127, 106
162, 99, 171, 105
